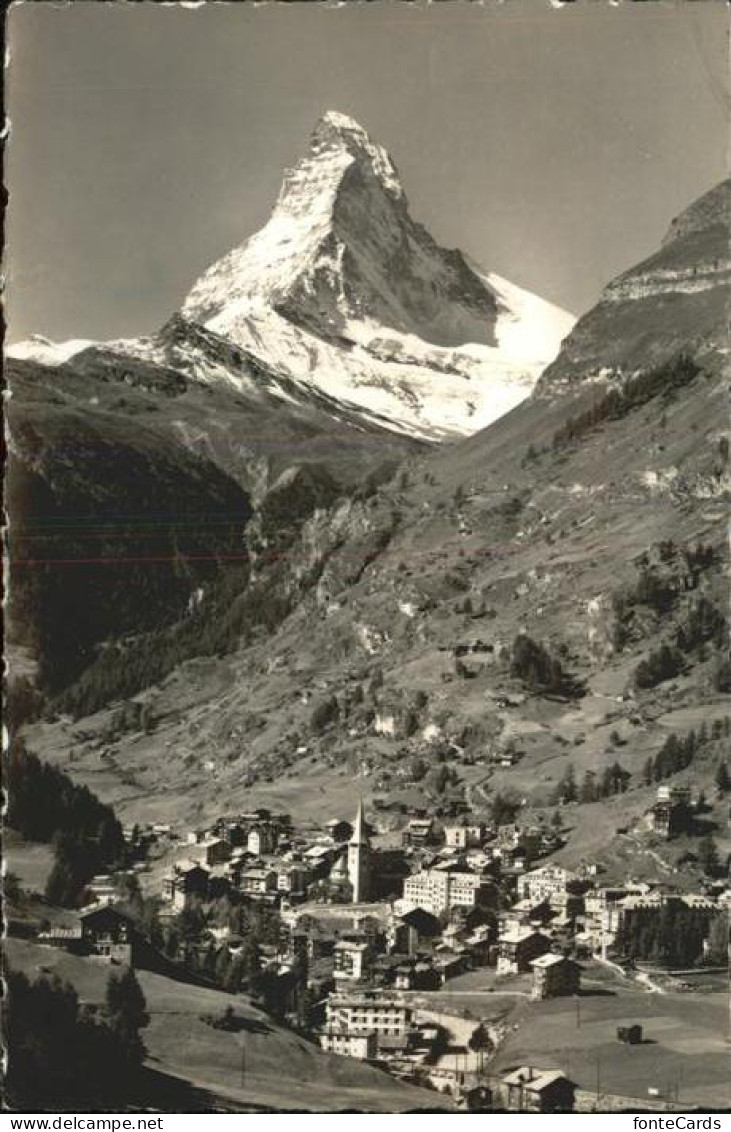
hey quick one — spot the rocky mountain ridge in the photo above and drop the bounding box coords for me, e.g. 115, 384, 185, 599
540, 176, 729, 390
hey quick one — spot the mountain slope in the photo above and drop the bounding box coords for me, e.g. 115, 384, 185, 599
6, 322, 420, 701
540, 176, 730, 389
4, 940, 447, 1113
21, 180, 728, 892
6, 357, 252, 693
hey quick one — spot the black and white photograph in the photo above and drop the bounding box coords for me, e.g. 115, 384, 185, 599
3, 0, 730, 1117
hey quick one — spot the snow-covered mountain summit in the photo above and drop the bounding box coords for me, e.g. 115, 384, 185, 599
9, 112, 574, 440
179, 110, 575, 438
185, 109, 503, 350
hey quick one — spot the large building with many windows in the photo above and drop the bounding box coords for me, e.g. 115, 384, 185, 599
516, 865, 585, 908
497, 928, 551, 975
402, 868, 491, 916
324, 989, 413, 1038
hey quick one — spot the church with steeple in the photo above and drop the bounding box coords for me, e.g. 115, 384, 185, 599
347, 800, 372, 903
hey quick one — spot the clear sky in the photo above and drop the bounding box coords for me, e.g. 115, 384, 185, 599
6, 0, 728, 343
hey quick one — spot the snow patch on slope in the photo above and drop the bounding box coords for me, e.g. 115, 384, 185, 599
7, 335, 95, 366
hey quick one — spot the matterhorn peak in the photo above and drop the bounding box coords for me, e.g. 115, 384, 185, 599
310, 109, 375, 148
307, 110, 405, 200
178, 114, 575, 440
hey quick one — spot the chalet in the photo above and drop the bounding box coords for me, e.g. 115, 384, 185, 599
434, 949, 471, 983
496, 928, 551, 975
402, 818, 435, 848
220, 821, 246, 847
389, 907, 442, 955
442, 920, 469, 949
503, 897, 553, 931
444, 823, 484, 850
500, 1067, 575, 1113
162, 861, 209, 911
200, 837, 232, 866
78, 905, 141, 964
248, 825, 277, 856
303, 843, 337, 877
583, 883, 651, 944
333, 938, 372, 983
277, 862, 310, 896
241, 807, 273, 824
516, 865, 587, 909
85, 873, 118, 901
530, 954, 581, 999
37, 925, 84, 953
240, 867, 277, 896
464, 923, 493, 964
459, 1086, 493, 1113
319, 1029, 376, 1060
390, 958, 440, 991
650, 785, 692, 839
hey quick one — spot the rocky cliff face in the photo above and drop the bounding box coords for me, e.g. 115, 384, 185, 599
539, 177, 730, 390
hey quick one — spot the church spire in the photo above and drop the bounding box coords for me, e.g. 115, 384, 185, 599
351, 798, 368, 845
347, 799, 371, 903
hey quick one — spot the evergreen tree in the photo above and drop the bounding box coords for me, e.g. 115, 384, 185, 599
561, 765, 577, 803
705, 914, 728, 966
45, 836, 87, 908
715, 761, 730, 795
105, 968, 149, 1073
698, 836, 720, 878
599, 767, 615, 799
6, 965, 149, 1109
106, 967, 149, 1032
682, 729, 697, 768
580, 771, 597, 804
239, 939, 263, 987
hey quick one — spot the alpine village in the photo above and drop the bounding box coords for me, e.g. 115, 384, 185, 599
5, 111, 731, 1115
